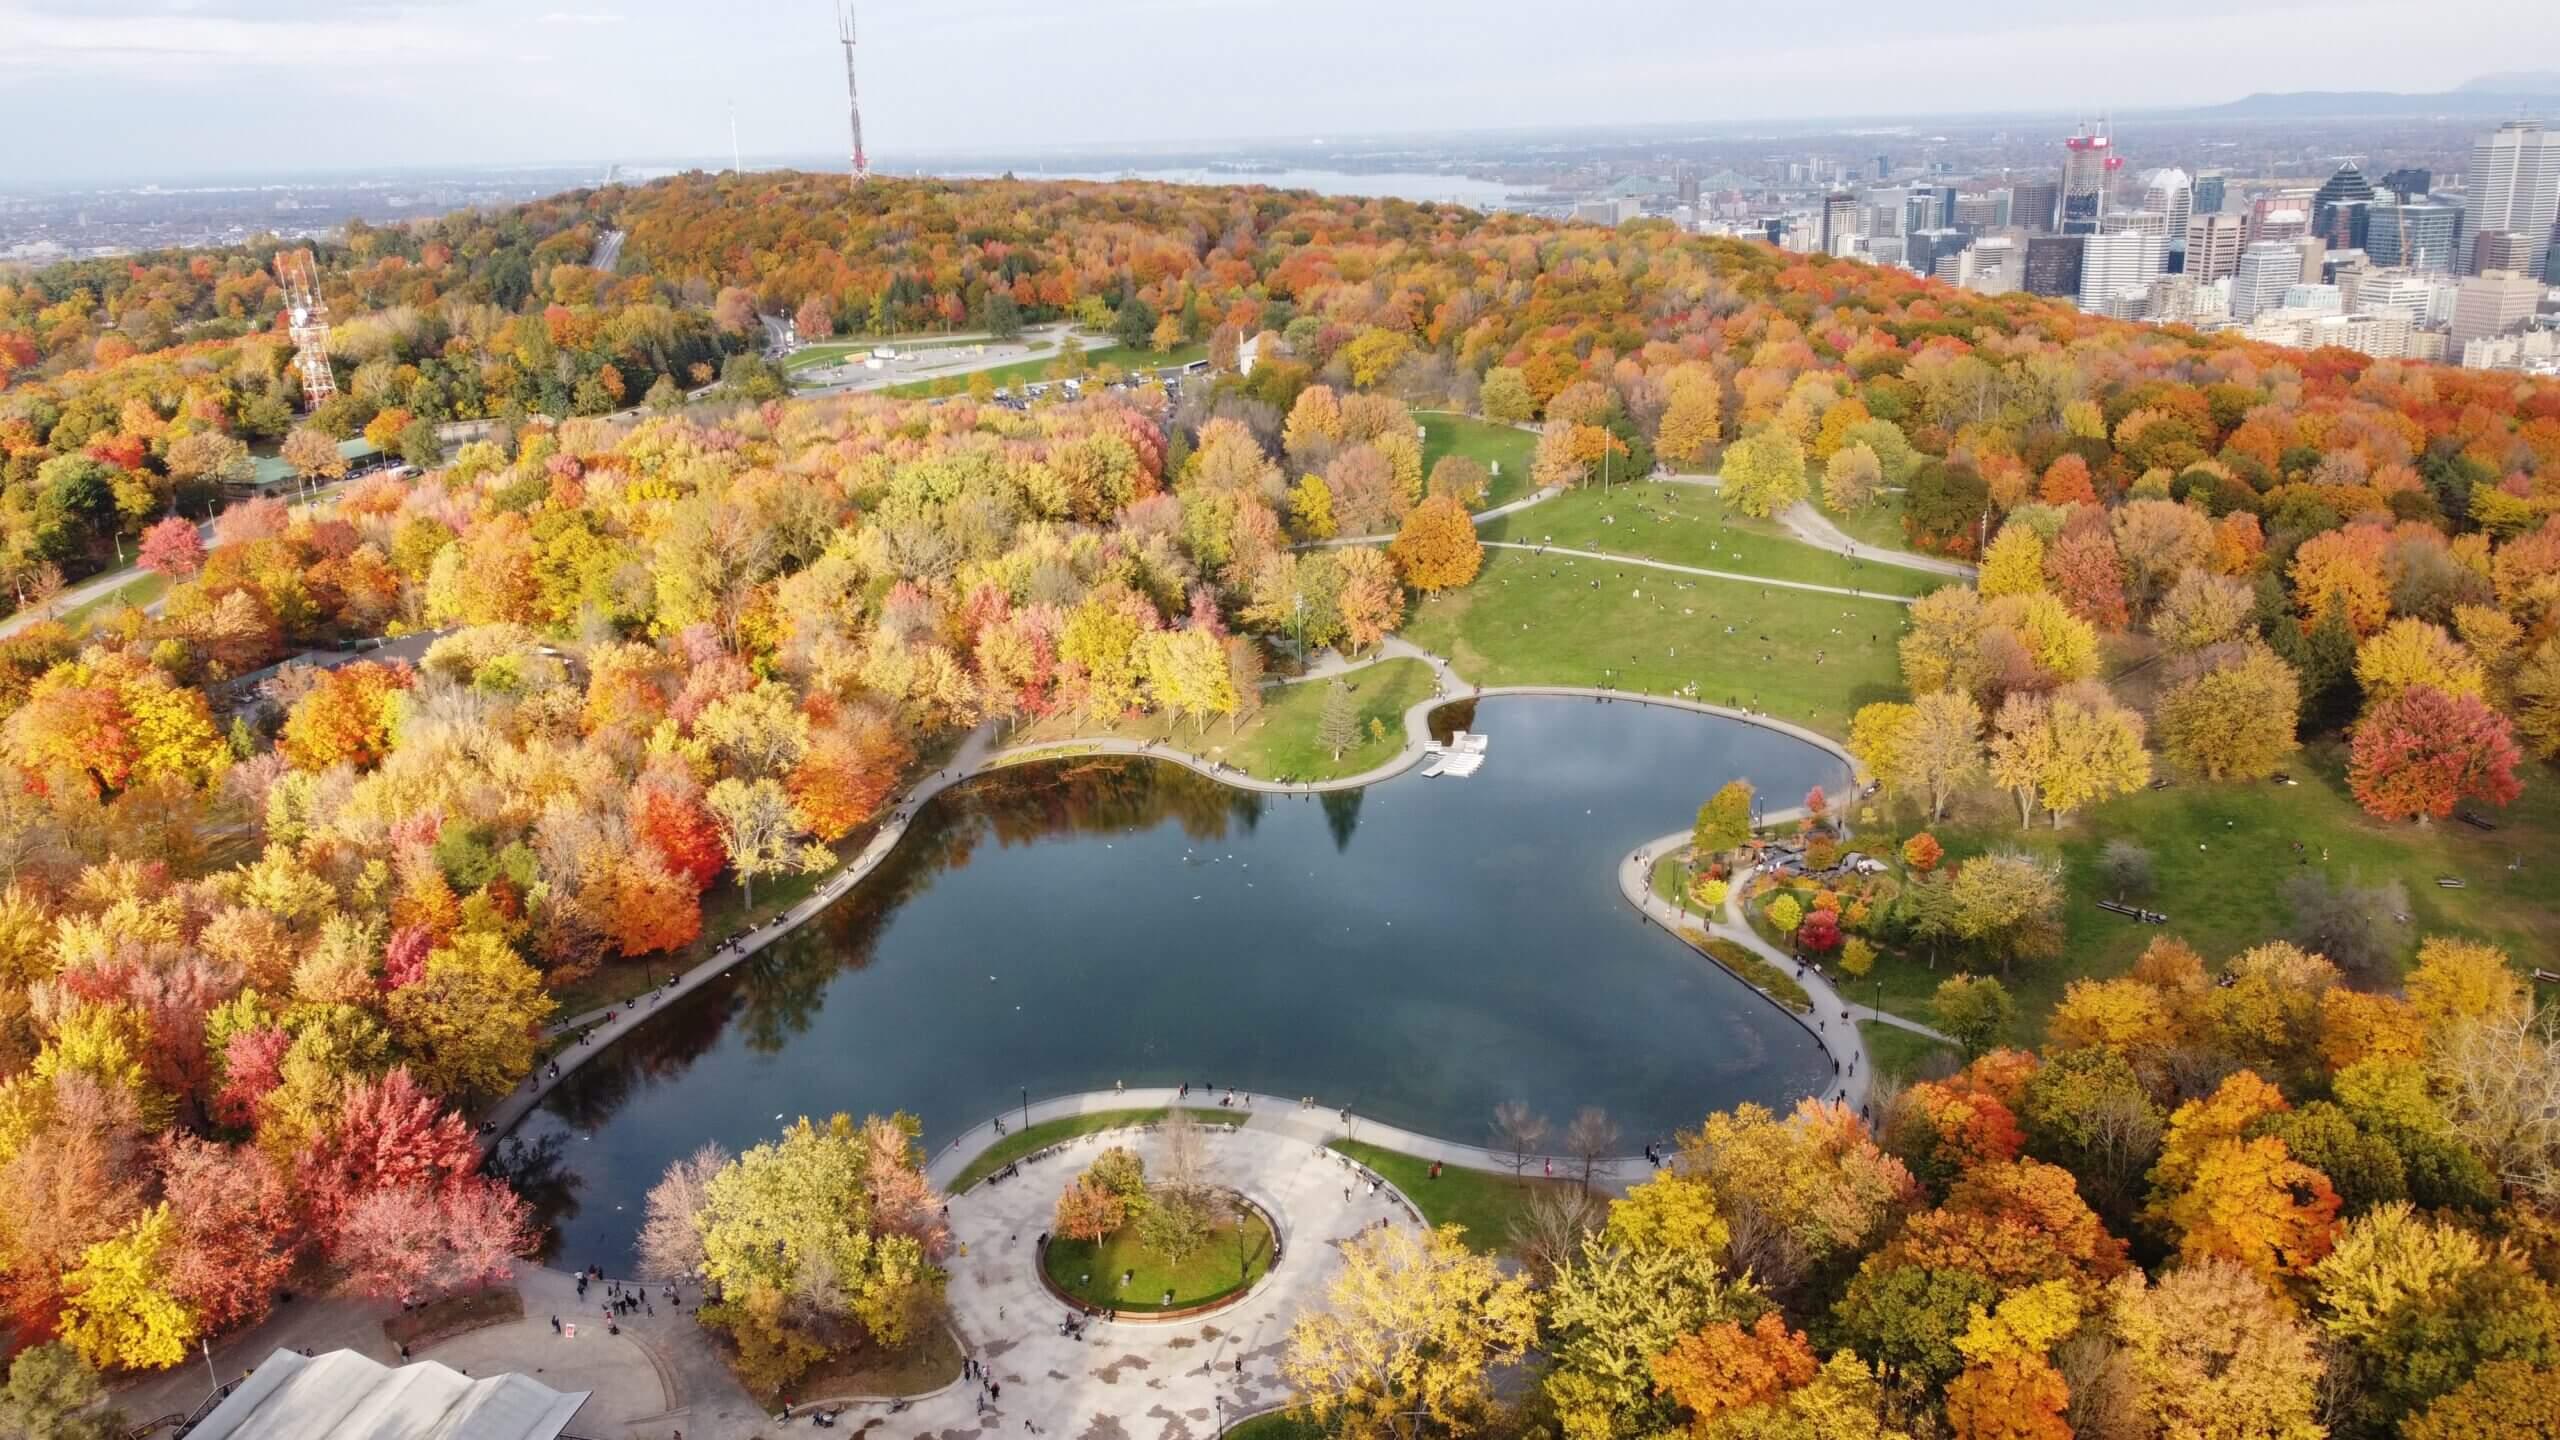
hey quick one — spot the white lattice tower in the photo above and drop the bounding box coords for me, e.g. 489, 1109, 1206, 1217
273, 248, 337, 409
838, 2, 869, 183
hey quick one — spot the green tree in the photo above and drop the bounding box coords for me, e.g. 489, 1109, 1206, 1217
0, 1344, 124, 1440
1543, 1229, 1766, 1439
1931, 975, 2016, 1060
1721, 427, 1809, 518
1479, 367, 1534, 423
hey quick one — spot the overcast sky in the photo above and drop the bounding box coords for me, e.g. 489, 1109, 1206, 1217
3, 0, 2553, 184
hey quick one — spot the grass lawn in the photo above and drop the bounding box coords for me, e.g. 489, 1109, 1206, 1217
949, 1107, 1248, 1192
1861, 1021, 1959, 1083
784, 335, 1005, 372
1005, 658, 1440, 783
1328, 1140, 1571, 1254
1044, 1200, 1274, 1310
1691, 931, 1814, 1012
1872, 741, 2560, 1038
1419, 411, 1537, 509
887, 340, 1206, 398
1402, 546, 1911, 739
1480, 483, 1941, 599
1820, 493, 1917, 554
1225, 1411, 1323, 1440
58, 570, 170, 633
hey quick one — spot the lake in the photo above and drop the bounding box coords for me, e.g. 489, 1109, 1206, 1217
503, 696, 1844, 1267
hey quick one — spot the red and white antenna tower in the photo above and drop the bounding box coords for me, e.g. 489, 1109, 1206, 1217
273, 248, 337, 410
837, 2, 869, 184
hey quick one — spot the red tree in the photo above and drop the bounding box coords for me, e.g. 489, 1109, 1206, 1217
159, 1136, 298, 1335
331, 1182, 531, 1301
297, 1067, 482, 1245
1797, 907, 1843, 954
635, 783, 725, 891
214, 1025, 290, 1128
2347, 685, 2522, 822
136, 516, 205, 578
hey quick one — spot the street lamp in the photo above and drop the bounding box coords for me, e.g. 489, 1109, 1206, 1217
1020, 1086, 1030, 1134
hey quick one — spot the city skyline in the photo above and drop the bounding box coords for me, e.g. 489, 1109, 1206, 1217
4, 0, 2559, 183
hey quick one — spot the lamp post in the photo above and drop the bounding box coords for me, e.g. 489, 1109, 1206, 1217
1020, 1085, 1030, 1134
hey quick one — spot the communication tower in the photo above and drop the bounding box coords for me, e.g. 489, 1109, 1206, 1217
837, 2, 869, 183
273, 248, 337, 410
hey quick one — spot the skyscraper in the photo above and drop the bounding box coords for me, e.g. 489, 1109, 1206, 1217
2473, 230, 2534, 275
2140, 169, 2194, 256
1820, 193, 1861, 254
2232, 241, 2302, 321
2060, 124, 2115, 233
2186, 214, 2245, 282
2024, 235, 2087, 297
2194, 172, 2227, 215
2452, 270, 2543, 349
1676, 162, 1700, 212
2312, 162, 2375, 252
2471, 121, 2560, 278
2013, 181, 2061, 234
2079, 231, 2165, 313
2366, 198, 2467, 273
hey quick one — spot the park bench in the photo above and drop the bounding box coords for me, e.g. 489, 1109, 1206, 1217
2095, 899, 2168, 924
2456, 809, 2499, 831
2436, 876, 2467, 889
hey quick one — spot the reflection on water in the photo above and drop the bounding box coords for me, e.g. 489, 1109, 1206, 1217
516, 697, 1844, 1268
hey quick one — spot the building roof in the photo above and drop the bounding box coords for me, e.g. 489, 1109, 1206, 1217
246, 437, 381, 491
186, 1347, 590, 1440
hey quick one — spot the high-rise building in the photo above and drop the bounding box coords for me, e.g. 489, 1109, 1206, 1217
1820, 192, 1861, 254
2452, 269, 2545, 349
2347, 270, 2445, 324
2139, 169, 2194, 255
2366, 198, 2467, 272
2474, 230, 2534, 275
2187, 214, 2246, 282
2060, 124, 2116, 233
1876, 154, 1891, 180
2194, 172, 2227, 215
2108, 210, 2170, 240
2470, 120, 2560, 278
1676, 162, 1700, 212
2380, 168, 2432, 202
2025, 235, 2087, 297
2312, 162, 2376, 252
1953, 190, 2009, 229
2079, 231, 2165, 312
2251, 207, 2310, 246
2014, 181, 2061, 233
2232, 241, 2302, 321
1908, 228, 1969, 278
1904, 189, 1941, 235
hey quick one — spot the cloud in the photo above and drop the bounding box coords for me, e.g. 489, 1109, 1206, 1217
537, 9, 623, 23
0, 4, 479, 71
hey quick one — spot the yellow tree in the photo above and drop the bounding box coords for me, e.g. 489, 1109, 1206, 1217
1290, 474, 1337, 540
2157, 642, 2301, 781
59, 1204, 197, 1371
1656, 365, 1723, 466
704, 777, 830, 909
2355, 618, 2486, 705
2404, 936, 2526, 1038
1721, 427, 1808, 518
384, 934, 556, 1102
1281, 1224, 1537, 1439
1978, 526, 2047, 598
1905, 691, 1987, 821
2102, 1261, 2326, 1440
1823, 445, 1883, 513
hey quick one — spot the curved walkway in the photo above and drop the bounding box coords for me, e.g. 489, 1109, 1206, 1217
1650, 470, 1976, 581
1479, 539, 1920, 606
488, 644, 1869, 1145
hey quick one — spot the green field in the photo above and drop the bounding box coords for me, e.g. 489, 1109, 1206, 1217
1819, 492, 1918, 553
1224, 1411, 1322, 1440
1004, 657, 1442, 784
1480, 483, 1941, 598
1860, 1020, 1959, 1082
1420, 412, 1537, 510
886, 340, 1206, 398
1858, 742, 2560, 1036
1328, 1140, 1565, 1255
1043, 1201, 1274, 1310
58, 570, 170, 633
949, 1107, 1247, 1192
1402, 546, 1910, 738
784, 335, 1006, 373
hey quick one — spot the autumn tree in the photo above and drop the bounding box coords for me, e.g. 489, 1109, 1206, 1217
1722, 427, 1809, 518
1388, 494, 1482, 593
2347, 684, 2522, 822
2156, 642, 2301, 781
1282, 1224, 1536, 1440
1933, 975, 2018, 1060
385, 934, 554, 1101
638, 1143, 729, 1283
58, 1205, 195, 1371
278, 660, 413, 771
704, 776, 829, 907
0, 1344, 124, 1440
1693, 779, 1754, 857
1823, 444, 1883, 513
1316, 680, 1359, 761
134, 517, 203, 579
280, 425, 347, 483
2087, 1260, 2327, 1440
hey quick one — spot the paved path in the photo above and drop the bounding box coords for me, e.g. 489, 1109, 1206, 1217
1311, 483, 1565, 549
1480, 539, 1921, 606
1650, 471, 1975, 581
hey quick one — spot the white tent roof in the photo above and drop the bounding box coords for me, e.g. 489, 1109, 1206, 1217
186, 1348, 590, 1440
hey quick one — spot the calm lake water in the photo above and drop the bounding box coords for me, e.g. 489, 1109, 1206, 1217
503, 696, 1844, 1267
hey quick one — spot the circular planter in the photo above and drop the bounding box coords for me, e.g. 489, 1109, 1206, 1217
1035, 1189, 1281, 1324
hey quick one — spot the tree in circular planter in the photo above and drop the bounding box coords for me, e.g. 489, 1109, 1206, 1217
1044, 1113, 1272, 1310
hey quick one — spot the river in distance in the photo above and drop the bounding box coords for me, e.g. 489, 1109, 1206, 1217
502, 696, 1845, 1267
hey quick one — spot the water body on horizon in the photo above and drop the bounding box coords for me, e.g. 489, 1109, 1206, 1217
502, 696, 1844, 1268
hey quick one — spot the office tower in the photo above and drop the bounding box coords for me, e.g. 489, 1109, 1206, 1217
1820, 192, 1861, 254
2108, 210, 2169, 239
2471, 120, 2560, 279
1676, 162, 1699, 212
2060, 124, 2115, 233
2452, 269, 2545, 349
2014, 180, 2060, 233
2380, 168, 2431, 202
2194, 171, 2227, 214
2079, 231, 2164, 312
2349, 271, 2443, 324
1908, 228, 1968, 277
2366, 198, 2467, 272
2312, 161, 2375, 251
2473, 230, 2533, 274
2025, 234, 2087, 297
1953, 190, 2008, 229
2232, 241, 2301, 321
2295, 236, 2329, 284
2252, 208, 2309, 245
1876, 154, 1891, 179
2186, 213, 2245, 282
1866, 235, 1907, 268
1904, 189, 1941, 235
2139, 169, 2194, 254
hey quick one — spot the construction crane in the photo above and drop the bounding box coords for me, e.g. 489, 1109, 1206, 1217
836, 1, 869, 184
273, 248, 337, 410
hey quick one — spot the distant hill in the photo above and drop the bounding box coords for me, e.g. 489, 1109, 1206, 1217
2199, 82, 2560, 119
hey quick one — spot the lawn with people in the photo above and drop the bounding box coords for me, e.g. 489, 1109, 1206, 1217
999, 658, 1441, 784
1478, 482, 1942, 598
1419, 412, 1538, 510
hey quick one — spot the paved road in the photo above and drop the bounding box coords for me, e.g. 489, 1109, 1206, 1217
587, 227, 625, 272
788, 323, 1104, 397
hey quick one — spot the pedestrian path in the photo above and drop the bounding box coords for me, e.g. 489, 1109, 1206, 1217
1647, 471, 1975, 580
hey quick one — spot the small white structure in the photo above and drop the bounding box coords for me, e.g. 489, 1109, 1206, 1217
1421, 730, 1489, 778
186, 1347, 590, 1440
